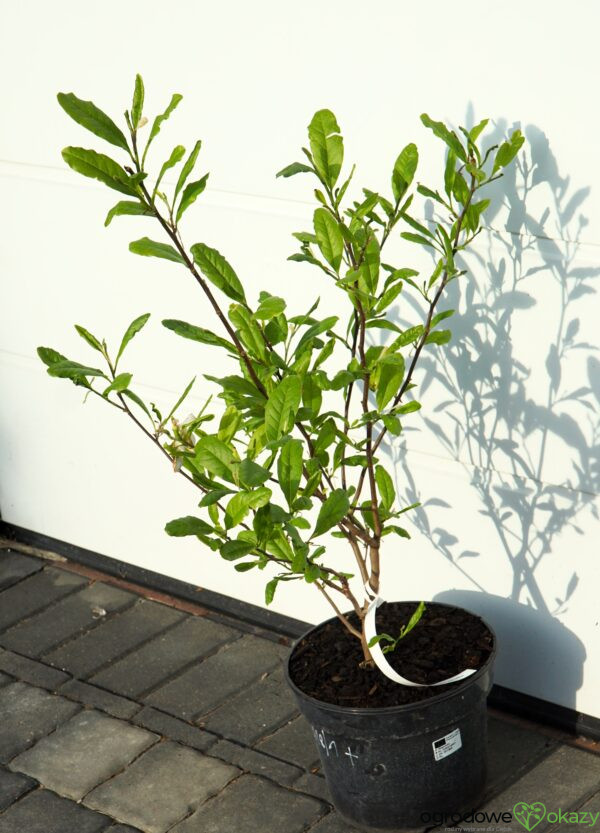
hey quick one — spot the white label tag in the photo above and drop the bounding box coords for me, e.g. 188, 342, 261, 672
432, 728, 462, 761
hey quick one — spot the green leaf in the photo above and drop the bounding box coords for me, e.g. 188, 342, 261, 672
164, 377, 196, 423
401, 601, 426, 638
103, 373, 132, 396
469, 118, 489, 143
313, 208, 343, 272
393, 325, 424, 348
313, 489, 350, 538
62, 147, 137, 196
302, 374, 322, 417
191, 243, 246, 303
229, 304, 267, 362
444, 150, 456, 197
129, 237, 184, 263
296, 316, 338, 354
392, 143, 418, 201
400, 231, 435, 249
394, 400, 421, 415
74, 324, 103, 353
175, 140, 202, 198
176, 174, 209, 223
375, 465, 395, 512
239, 458, 270, 488
225, 488, 272, 528
220, 540, 255, 560
265, 578, 279, 605
162, 319, 235, 352
116, 312, 150, 365
165, 516, 213, 537
131, 74, 145, 129
143, 93, 183, 164
420, 114, 467, 162
278, 439, 303, 508
431, 309, 455, 327
493, 129, 524, 173
255, 295, 286, 321
57, 92, 129, 151
199, 488, 234, 507
154, 144, 186, 194
104, 200, 152, 227
388, 525, 411, 539
121, 389, 153, 420
376, 354, 405, 410
265, 375, 302, 442
37, 346, 67, 367
47, 360, 105, 380
195, 436, 236, 479
276, 162, 313, 178
218, 406, 242, 443
308, 109, 344, 188
425, 330, 452, 345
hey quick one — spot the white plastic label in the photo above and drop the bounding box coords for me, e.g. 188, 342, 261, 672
432, 728, 462, 761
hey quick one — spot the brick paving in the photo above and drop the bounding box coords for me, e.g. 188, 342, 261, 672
0, 545, 599, 832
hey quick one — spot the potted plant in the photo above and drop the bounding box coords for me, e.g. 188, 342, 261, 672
39, 76, 523, 830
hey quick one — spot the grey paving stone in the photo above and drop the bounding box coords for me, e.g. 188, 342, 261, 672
256, 714, 321, 770
146, 635, 284, 721
0, 766, 37, 811
10, 709, 158, 801
59, 679, 140, 720
45, 599, 184, 677
201, 667, 297, 744
486, 715, 558, 796
170, 773, 324, 833
0, 649, 69, 690
0, 581, 135, 657
210, 739, 303, 786
0, 550, 43, 591
566, 788, 600, 832
293, 772, 332, 805
0, 568, 86, 632
85, 741, 239, 833
108, 826, 144, 833
90, 614, 239, 698
0, 682, 79, 763
132, 706, 217, 753
0, 788, 110, 833
306, 811, 365, 832
460, 743, 600, 832
0, 671, 13, 688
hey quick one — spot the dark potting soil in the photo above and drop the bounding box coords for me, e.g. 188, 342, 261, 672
289, 602, 494, 708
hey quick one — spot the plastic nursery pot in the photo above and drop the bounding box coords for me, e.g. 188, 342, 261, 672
284, 602, 497, 832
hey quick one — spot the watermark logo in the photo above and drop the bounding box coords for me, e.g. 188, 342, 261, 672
513, 802, 546, 831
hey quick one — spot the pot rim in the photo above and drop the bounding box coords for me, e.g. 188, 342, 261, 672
284, 600, 497, 716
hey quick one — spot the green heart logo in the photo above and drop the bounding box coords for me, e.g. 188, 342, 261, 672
513, 802, 547, 831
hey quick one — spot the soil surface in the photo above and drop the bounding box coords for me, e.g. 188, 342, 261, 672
288, 602, 494, 708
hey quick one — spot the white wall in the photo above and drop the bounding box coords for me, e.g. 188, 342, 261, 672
1, 0, 599, 717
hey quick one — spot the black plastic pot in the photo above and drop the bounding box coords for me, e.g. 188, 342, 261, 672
285, 602, 496, 832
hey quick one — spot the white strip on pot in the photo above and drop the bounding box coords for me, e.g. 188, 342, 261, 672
364, 595, 477, 688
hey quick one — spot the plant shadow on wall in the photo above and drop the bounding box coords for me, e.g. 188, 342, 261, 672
383, 117, 600, 712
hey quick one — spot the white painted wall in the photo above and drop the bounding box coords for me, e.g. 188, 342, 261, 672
1, 0, 599, 716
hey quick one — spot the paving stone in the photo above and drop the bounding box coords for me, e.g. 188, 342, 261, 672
460, 743, 600, 832
566, 788, 600, 833
0, 671, 13, 688
306, 811, 364, 832
45, 599, 184, 677
0, 788, 110, 833
132, 706, 216, 753
170, 773, 324, 833
0, 766, 37, 811
0, 682, 80, 763
0, 550, 43, 591
256, 714, 321, 770
293, 772, 332, 805
0, 581, 135, 657
486, 716, 558, 796
0, 568, 87, 632
10, 709, 158, 801
201, 667, 297, 744
90, 614, 239, 698
0, 648, 70, 690
108, 826, 144, 833
210, 738, 302, 786
59, 679, 140, 720
85, 741, 239, 833
146, 635, 284, 721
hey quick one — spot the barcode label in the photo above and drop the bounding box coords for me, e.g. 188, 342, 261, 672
432, 728, 462, 761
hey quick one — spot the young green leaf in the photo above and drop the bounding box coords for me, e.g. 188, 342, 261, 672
493, 129, 524, 173
276, 162, 313, 178
425, 330, 452, 345
143, 93, 183, 165
376, 354, 405, 410
220, 540, 255, 560
313, 208, 344, 272
401, 601, 426, 639
239, 458, 271, 488
57, 93, 129, 151
74, 324, 103, 353
176, 174, 209, 223
175, 140, 202, 198
104, 200, 152, 227
195, 436, 236, 480
62, 147, 138, 196
308, 109, 344, 188
37, 346, 67, 367
255, 295, 286, 321
225, 487, 272, 528
265, 375, 302, 441
191, 243, 246, 303
162, 319, 235, 352
278, 438, 303, 508
265, 577, 279, 604
392, 143, 418, 201
116, 312, 150, 365
131, 74, 145, 129
420, 114, 467, 162
103, 373, 132, 396
165, 516, 214, 537
375, 465, 395, 512
312, 489, 350, 538
46, 360, 106, 380
129, 237, 184, 263
154, 144, 186, 195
